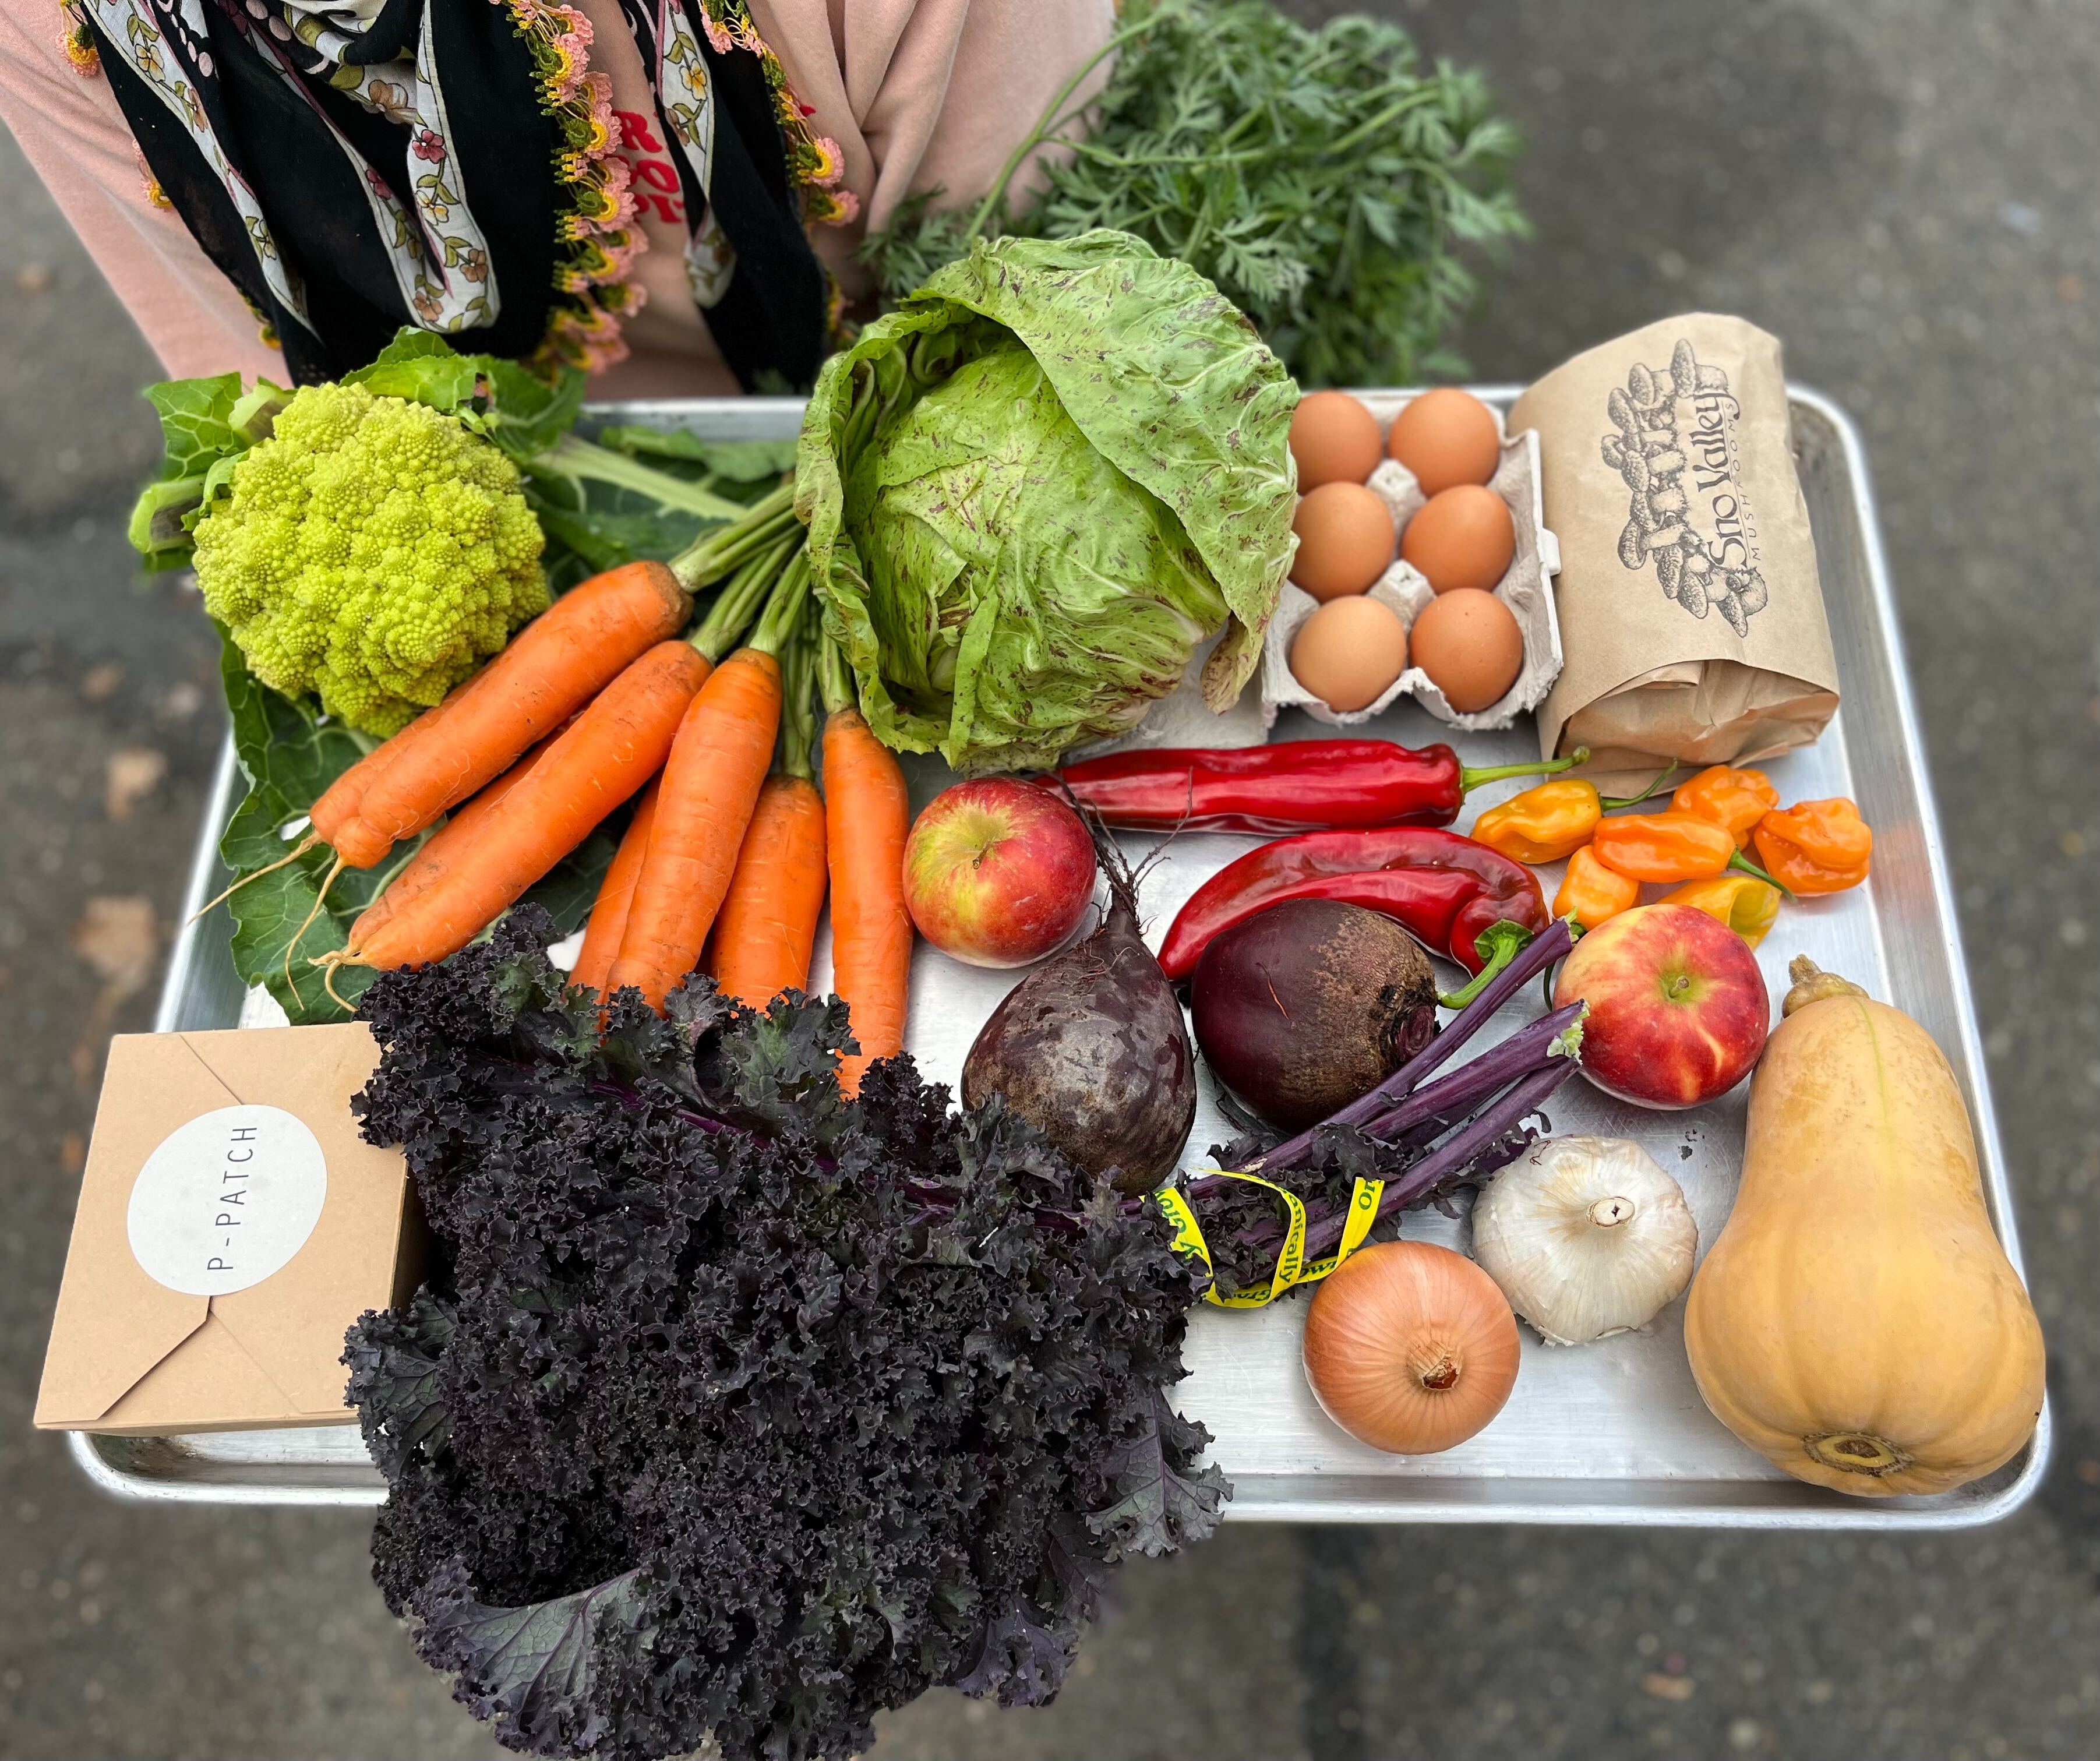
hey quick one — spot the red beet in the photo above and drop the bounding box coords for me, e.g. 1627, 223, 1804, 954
1191, 899, 1438, 1132
961, 839, 1196, 1194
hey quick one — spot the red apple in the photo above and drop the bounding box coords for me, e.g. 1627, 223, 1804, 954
903, 778, 1097, 968
1552, 903, 1770, 1109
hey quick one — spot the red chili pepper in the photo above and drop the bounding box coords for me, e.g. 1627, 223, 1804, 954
1157, 826, 1551, 986
1060, 740, 1588, 836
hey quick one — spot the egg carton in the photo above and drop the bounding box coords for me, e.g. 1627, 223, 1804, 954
1260, 397, 1563, 732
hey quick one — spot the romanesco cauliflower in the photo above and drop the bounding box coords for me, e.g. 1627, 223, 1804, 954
195, 381, 548, 735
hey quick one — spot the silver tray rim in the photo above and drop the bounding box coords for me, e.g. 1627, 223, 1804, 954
67, 384, 2050, 1530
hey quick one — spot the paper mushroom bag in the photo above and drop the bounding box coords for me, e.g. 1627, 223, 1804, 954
1510, 314, 1840, 772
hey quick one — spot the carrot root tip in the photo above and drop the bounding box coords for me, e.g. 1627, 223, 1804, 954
283, 853, 348, 995
310, 948, 370, 1014
190, 830, 323, 924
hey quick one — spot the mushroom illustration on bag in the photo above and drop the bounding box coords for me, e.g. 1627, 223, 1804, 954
1602, 338, 1770, 636
1511, 313, 1841, 773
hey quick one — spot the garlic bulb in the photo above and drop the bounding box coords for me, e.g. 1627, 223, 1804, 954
1470, 1136, 1697, 1346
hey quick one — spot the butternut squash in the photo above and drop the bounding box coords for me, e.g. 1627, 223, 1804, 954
1683, 959, 2044, 1496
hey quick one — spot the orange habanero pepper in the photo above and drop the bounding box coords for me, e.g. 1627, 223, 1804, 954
1661, 874, 1782, 948
1473, 779, 1605, 864
1752, 797, 1872, 894
1471, 765, 1679, 865
1671, 765, 1778, 849
1554, 846, 1640, 930
1590, 811, 1789, 889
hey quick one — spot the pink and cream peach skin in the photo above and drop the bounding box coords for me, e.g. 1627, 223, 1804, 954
0, 0, 1114, 395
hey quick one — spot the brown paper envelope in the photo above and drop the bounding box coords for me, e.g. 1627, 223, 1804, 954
36, 1023, 403, 1432
91, 1312, 333, 1434
181, 1026, 403, 1420
35, 1035, 227, 1427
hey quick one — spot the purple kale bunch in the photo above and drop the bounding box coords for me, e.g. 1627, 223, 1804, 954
346, 908, 1224, 1761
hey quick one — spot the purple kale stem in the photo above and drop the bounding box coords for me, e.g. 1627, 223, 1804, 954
1299, 1057, 1579, 1261
590, 1080, 740, 1137
1208, 1010, 1579, 1236
1205, 918, 1574, 1189
1220, 1025, 1580, 1268
1383, 1057, 1577, 1209
1350, 1002, 1584, 1145
1357, 915, 1573, 1102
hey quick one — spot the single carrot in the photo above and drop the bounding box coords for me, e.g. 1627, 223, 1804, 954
816, 632, 912, 1095
710, 633, 827, 1008
569, 778, 661, 1000
607, 544, 809, 1010
336, 559, 693, 866
309, 705, 449, 850
322, 543, 787, 986
354, 724, 571, 938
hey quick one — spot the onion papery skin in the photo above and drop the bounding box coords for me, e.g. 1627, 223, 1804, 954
1301, 1241, 1521, 1454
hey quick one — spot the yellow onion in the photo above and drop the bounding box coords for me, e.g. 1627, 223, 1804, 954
1300, 1241, 1520, 1453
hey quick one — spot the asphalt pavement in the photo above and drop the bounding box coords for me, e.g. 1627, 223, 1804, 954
1, 2, 2095, 1758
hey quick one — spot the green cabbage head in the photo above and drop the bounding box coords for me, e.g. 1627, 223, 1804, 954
797, 231, 1298, 772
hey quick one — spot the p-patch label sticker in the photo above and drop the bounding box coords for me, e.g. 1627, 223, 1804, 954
126, 1104, 327, 1297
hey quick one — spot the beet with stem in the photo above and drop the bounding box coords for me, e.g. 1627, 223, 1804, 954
962, 835, 1197, 1194
1191, 898, 1439, 1132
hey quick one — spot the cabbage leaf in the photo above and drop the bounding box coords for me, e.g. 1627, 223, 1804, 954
799, 231, 1297, 771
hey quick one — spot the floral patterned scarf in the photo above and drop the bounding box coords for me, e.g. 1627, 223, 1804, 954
73, 0, 831, 387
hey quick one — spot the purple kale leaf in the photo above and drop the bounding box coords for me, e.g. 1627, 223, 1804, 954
414, 1561, 651, 1759
344, 1289, 455, 1480
1085, 1391, 1228, 1559
951, 1597, 1075, 1707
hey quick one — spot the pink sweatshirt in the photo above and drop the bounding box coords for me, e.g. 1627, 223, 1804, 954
0, 0, 1113, 394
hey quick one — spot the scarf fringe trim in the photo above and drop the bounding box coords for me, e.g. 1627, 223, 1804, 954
696, 0, 859, 226
490, 0, 645, 372
59, 0, 101, 74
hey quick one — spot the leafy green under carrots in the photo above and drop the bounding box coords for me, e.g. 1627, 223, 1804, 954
525, 429, 792, 593
862, 0, 1527, 387
217, 628, 397, 1019
217, 630, 616, 1024
346, 909, 1224, 1761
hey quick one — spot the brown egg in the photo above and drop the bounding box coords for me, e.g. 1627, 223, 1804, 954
1400, 485, 1516, 595
1407, 588, 1524, 714
1290, 391, 1383, 490
1386, 387, 1503, 494
1290, 483, 1396, 602
1290, 595, 1410, 713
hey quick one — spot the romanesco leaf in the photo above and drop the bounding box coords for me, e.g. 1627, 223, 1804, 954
343, 329, 483, 412
146, 372, 244, 481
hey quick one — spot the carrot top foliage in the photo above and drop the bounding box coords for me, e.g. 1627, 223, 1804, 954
861, 0, 1527, 389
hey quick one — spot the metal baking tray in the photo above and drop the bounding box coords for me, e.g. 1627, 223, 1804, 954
70, 389, 2048, 1529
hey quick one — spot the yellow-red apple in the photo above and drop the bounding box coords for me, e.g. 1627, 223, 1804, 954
903, 779, 1097, 968
1552, 903, 1770, 1108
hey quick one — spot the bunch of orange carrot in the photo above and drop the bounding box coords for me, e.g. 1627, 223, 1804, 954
255, 479, 912, 1096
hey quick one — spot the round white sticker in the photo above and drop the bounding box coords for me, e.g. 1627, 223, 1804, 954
126, 1104, 328, 1297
